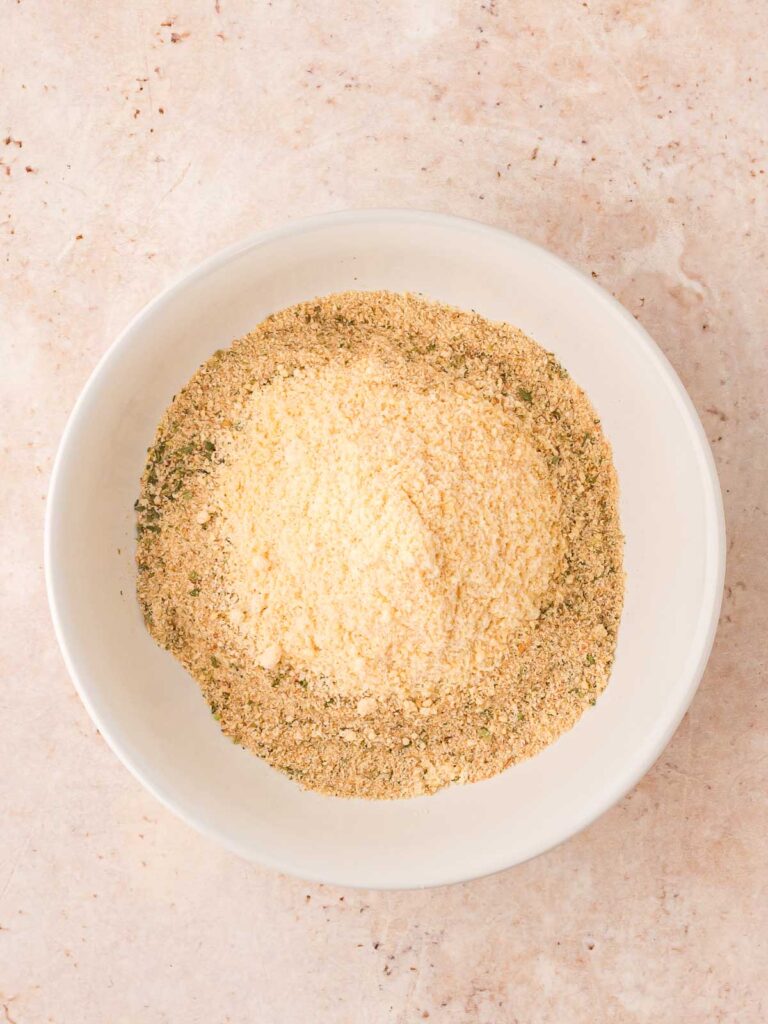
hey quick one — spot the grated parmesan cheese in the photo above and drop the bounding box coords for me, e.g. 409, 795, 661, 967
216, 358, 562, 697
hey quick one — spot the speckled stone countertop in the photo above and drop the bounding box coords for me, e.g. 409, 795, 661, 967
2, 2, 766, 1021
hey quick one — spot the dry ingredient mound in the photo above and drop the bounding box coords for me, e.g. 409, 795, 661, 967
218, 358, 562, 698
136, 291, 624, 799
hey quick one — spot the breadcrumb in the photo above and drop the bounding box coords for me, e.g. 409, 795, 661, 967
135, 291, 624, 799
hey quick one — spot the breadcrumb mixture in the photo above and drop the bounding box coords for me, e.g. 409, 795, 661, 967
136, 291, 624, 799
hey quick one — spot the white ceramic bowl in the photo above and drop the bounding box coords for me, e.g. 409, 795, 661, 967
45, 210, 725, 888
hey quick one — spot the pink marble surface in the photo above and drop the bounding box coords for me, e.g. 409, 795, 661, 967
2, 1, 767, 1021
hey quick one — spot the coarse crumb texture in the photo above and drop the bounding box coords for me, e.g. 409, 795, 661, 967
136, 291, 624, 799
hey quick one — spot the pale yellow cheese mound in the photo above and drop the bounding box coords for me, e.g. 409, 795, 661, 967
216, 358, 562, 697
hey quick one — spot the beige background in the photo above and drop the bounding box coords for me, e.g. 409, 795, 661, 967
2, 1, 767, 1021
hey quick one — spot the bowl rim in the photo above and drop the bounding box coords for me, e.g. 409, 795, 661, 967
45, 208, 726, 888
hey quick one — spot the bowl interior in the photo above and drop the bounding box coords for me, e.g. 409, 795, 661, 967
46, 211, 723, 887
